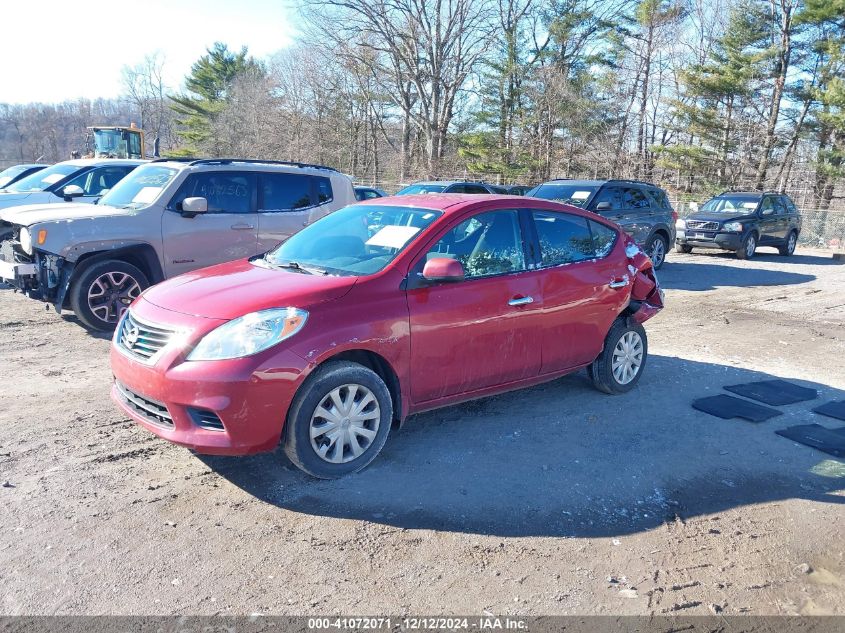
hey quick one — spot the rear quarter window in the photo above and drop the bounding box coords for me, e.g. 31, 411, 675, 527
532, 211, 616, 266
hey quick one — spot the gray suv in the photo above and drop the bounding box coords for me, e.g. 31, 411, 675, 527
526, 179, 677, 269
0, 158, 355, 331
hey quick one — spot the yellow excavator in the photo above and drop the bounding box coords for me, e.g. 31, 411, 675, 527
72, 124, 148, 159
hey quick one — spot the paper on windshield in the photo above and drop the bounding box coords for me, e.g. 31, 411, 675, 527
42, 173, 66, 185
366, 225, 421, 249
131, 186, 162, 204
571, 191, 591, 200
742, 202, 758, 209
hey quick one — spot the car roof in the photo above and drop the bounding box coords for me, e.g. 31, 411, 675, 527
150, 158, 340, 175
717, 191, 768, 197
543, 178, 663, 189
57, 158, 148, 167
358, 193, 533, 214
405, 180, 491, 186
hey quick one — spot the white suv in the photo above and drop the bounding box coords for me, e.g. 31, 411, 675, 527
0, 158, 356, 330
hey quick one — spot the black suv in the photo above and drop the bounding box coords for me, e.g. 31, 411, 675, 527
526, 179, 676, 269
676, 191, 802, 259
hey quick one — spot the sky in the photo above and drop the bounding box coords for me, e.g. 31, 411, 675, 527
0, 0, 299, 104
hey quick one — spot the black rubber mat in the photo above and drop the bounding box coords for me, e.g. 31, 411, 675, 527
814, 401, 845, 422
775, 424, 845, 458
692, 395, 782, 422
724, 380, 817, 406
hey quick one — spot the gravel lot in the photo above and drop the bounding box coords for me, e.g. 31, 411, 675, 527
1, 247, 844, 616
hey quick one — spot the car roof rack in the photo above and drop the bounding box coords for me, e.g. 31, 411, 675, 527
717, 190, 776, 196
549, 178, 659, 187
151, 157, 338, 172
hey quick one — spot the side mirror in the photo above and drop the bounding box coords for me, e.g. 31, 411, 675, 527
62, 184, 85, 201
760, 208, 774, 216
595, 201, 612, 212
422, 257, 465, 282
181, 197, 208, 217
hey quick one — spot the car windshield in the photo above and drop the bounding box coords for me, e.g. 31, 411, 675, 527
395, 183, 447, 195
527, 183, 598, 208
264, 204, 442, 276
0, 165, 31, 187
700, 196, 761, 213
99, 165, 179, 209
4, 163, 77, 193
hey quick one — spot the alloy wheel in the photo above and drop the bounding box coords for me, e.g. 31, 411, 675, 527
746, 235, 757, 258
787, 233, 796, 255
650, 237, 666, 268
309, 383, 381, 464
612, 331, 644, 385
87, 272, 142, 324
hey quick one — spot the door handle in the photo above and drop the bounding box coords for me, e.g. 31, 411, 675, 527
508, 296, 534, 306
609, 276, 630, 289
231, 223, 254, 230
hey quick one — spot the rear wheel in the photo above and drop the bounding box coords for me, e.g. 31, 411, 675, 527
779, 231, 797, 256
588, 320, 648, 395
735, 232, 757, 260
675, 243, 692, 254
284, 361, 393, 479
69, 259, 149, 332
646, 233, 668, 269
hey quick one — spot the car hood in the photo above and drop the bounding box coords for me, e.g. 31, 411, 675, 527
140, 258, 359, 320
0, 192, 37, 207
686, 211, 757, 224
0, 202, 128, 226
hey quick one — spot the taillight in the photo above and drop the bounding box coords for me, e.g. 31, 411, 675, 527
671, 210, 678, 223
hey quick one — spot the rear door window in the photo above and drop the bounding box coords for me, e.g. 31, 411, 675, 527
169, 171, 256, 214
622, 187, 651, 210
259, 173, 313, 212
531, 211, 596, 266
589, 220, 618, 258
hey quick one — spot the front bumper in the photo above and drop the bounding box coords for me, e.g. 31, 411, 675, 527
676, 229, 742, 251
110, 301, 312, 456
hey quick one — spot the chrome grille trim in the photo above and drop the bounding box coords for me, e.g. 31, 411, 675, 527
685, 220, 720, 231
117, 311, 176, 363
115, 380, 174, 428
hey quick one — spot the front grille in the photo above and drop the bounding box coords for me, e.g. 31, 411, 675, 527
117, 311, 176, 362
115, 380, 173, 428
685, 220, 720, 231
188, 408, 225, 431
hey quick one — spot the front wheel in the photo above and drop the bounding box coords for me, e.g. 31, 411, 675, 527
284, 361, 393, 479
646, 234, 668, 269
735, 233, 757, 260
779, 231, 797, 256
588, 320, 648, 395
69, 259, 149, 331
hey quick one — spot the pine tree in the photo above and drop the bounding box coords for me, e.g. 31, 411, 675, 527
170, 43, 264, 155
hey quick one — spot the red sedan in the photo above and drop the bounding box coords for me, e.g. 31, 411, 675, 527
110, 195, 663, 478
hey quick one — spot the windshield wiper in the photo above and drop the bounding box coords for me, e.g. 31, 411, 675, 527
269, 259, 328, 275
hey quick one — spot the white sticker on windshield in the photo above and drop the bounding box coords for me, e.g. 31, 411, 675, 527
742, 202, 757, 209
366, 225, 421, 249
571, 191, 591, 200
42, 173, 66, 184
132, 186, 162, 204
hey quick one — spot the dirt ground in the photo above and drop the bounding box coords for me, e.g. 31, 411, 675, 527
1, 246, 844, 617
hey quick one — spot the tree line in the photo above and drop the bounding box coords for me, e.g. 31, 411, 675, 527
0, 0, 842, 212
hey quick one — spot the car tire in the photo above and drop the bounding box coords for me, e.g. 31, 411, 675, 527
646, 233, 668, 269
284, 360, 393, 479
735, 232, 757, 260
675, 243, 692, 254
69, 259, 149, 332
778, 231, 798, 256
588, 319, 648, 395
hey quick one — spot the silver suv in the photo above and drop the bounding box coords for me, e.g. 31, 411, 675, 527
0, 158, 355, 331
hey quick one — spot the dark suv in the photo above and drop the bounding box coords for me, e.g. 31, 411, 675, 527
676, 191, 802, 259
526, 179, 676, 269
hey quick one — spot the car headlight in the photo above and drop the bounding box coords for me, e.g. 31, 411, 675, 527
675, 218, 686, 229
722, 221, 743, 232
19, 227, 32, 254
186, 308, 308, 361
